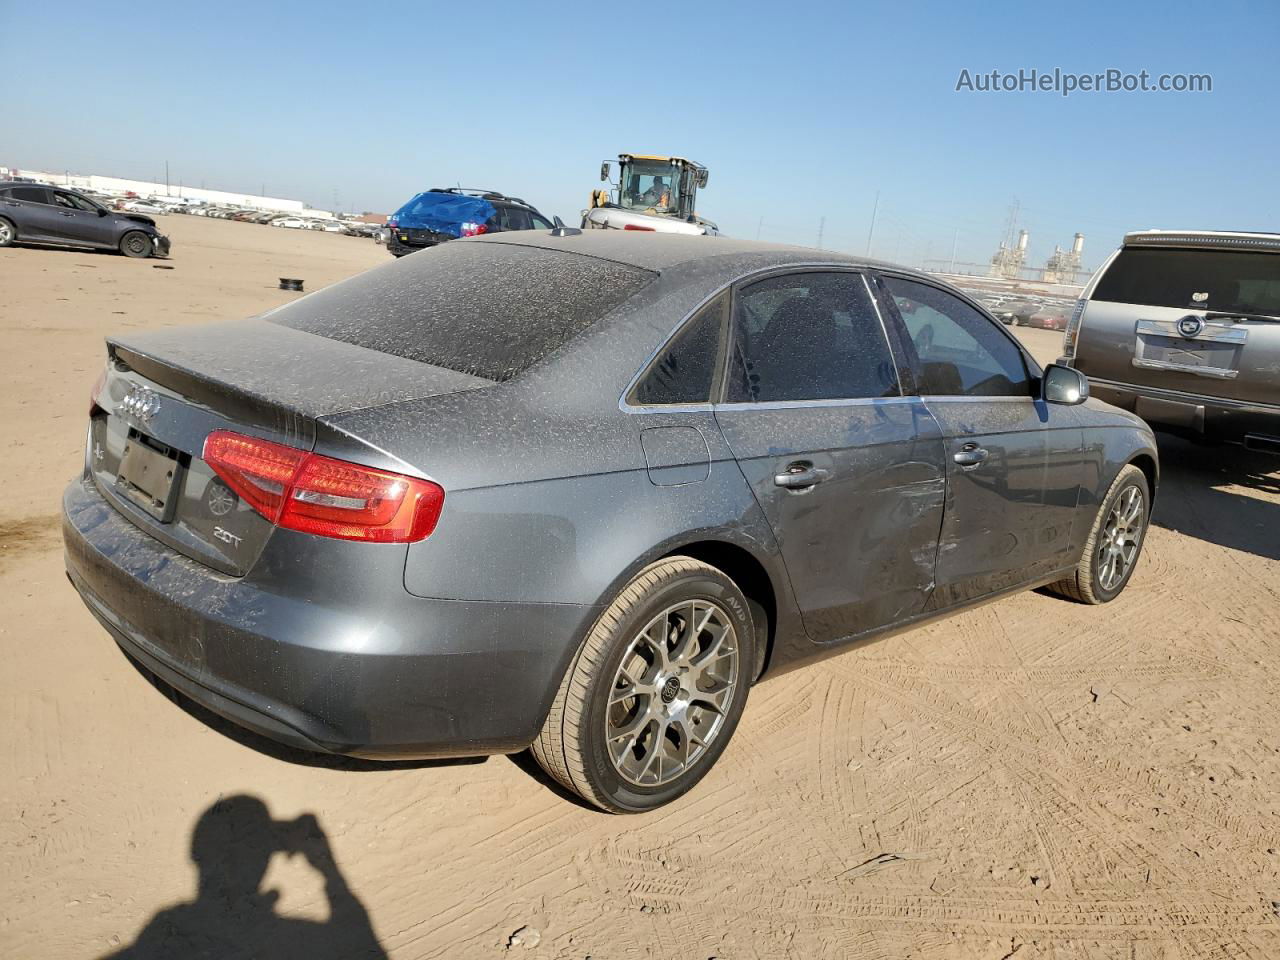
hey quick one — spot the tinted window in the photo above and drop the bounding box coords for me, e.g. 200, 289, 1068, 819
269, 241, 655, 381
497, 207, 533, 231
725, 272, 899, 403
530, 214, 553, 230
11, 187, 49, 204
54, 192, 96, 211
882, 277, 1031, 397
632, 293, 727, 405
1093, 247, 1280, 317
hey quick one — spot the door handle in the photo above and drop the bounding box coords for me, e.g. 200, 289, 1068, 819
774, 462, 830, 489
953, 443, 989, 468
59, 211, 75, 217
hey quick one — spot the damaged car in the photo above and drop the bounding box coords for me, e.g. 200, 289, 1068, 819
64, 231, 1157, 812
0, 182, 170, 258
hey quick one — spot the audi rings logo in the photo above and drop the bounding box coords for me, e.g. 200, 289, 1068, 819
1177, 315, 1206, 339
119, 385, 161, 423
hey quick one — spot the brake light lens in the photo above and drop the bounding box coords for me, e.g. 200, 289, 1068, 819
459, 221, 488, 237
202, 430, 444, 543
1062, 298, 1087, 358
623, 224, 656, 231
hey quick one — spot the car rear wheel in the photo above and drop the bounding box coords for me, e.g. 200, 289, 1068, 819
532, 556, 756, 813
1046, 464, 1150, 604
0, 217, 15, 247
119, 231, 153, 258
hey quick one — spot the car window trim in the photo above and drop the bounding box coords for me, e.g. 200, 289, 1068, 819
621, 262, 916, 415
870, 268, 1043, 396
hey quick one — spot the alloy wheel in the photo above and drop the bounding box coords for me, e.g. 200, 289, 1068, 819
606, 600, 739, 787
1097, 485, 1144, 591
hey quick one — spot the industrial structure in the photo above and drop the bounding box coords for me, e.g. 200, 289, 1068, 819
1043, 233, 1087, 284
989, 228, 1029, 279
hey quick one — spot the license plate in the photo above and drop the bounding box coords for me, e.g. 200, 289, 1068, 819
116, 435, 181, 521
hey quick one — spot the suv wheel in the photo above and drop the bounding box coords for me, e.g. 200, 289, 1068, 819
119, 231, 153, 258
1047, 464, 1150, 604
532, 557, 756, 813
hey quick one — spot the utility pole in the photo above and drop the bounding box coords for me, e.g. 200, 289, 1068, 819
165, 160, 170, 197
817, 217, 825, 250
950, 228, 959, 273
755, 216, 763, 241
865, 190, 879, 257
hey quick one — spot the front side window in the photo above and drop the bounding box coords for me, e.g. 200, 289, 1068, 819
882, 276, 1031, 398
631, 293, 728, 405
54, 192, 96, 212
725, 272, 900, 403
619, 160, 682, 215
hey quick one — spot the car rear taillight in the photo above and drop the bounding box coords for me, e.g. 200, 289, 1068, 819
202, 430, 444, 543
623, 224, 656, 231
460, 222, 488, 237
1062, 298, 1087, 358
90, 367, 108, 414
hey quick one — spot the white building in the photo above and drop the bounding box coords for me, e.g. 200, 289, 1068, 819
2, 166, 335, 219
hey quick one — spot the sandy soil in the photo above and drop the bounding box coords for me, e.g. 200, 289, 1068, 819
3, 218, 1279, 959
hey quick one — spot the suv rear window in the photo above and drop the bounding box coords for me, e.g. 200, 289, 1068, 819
1094, 248, 1280, 317
267, 241, 655, 381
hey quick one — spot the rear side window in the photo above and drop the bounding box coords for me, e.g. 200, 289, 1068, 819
268, 241, 655, 381
882, 276, 1031, 397
631, 293, 728, 405
1093, 248, 1280, 317
725, 272, 899, 403
10, 187, 49, 204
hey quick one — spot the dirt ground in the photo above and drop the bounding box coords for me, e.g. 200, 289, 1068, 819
3, 217, 1279, 959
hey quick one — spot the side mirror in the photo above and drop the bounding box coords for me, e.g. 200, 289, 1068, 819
600, 162, 611, 182
98, 207, 109, 217
697, 168, 709, 189
1042, 364, 1089, 405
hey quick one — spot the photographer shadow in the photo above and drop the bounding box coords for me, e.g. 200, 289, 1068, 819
102, 795, 388, 960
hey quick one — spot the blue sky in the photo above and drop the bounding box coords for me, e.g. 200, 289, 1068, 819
3, 0, 1275, 269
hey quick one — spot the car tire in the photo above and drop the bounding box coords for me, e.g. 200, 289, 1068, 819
0, 217, 15, 247
532, 556, 756, 813
1046, 464, 1150, 604
119, 231, 153, 259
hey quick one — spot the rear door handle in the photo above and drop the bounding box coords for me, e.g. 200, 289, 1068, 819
953, 443, 989, 468
59, 211, 75, 217
774, 463, 830, 489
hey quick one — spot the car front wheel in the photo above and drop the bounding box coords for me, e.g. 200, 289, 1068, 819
119, 231, 153, 258
532, 556, 756, 813
1047, 464, 1150, 604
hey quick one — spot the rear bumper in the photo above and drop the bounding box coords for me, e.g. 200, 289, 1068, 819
386, 235, 444, 257
1069, 370, 1280, 448
62, 475, 596, 759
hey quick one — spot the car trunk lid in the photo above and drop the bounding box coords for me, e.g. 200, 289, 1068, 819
92, 320, 490, 575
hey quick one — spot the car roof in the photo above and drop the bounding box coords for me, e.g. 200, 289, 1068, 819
466, 230, 903, 277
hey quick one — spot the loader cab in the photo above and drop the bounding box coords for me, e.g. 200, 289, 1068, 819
605, 155, 706, 222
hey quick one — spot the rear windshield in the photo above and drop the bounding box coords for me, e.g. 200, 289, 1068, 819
1094, 248, 1280, 317
267, 241, 655, 381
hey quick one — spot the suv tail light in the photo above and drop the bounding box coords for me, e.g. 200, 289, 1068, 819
1062, 298, 1087, 358
203, 430, 444, 543
460, 222, 488, 237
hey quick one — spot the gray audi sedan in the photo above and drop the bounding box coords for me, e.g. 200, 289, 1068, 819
63, 231, 1158, 812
